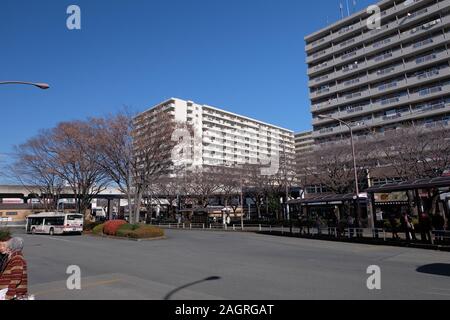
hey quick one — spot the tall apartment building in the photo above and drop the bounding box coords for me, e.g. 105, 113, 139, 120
294, 131, 314, 155
306, 0, 450, 145
134, 98, 295, 172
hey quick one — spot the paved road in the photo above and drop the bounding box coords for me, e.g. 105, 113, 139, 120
12, 229, 450, 300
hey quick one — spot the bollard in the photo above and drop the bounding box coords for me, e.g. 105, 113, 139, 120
233, 225, 236, 231
281, 226, 284, 235
190, 224, 192, 230
270, 225, 272, 233
259, 224, 262, 232
202, 223, 205, 229
209, 224, 212, 229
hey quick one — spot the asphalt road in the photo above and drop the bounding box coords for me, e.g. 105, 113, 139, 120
12, 228, 450, 300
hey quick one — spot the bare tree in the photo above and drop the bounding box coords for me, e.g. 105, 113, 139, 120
373, 125, 450, 215
187, 168, 222, 209
13, 121, 109, 217
11, 137, 65, 211
96, 110, 178, 224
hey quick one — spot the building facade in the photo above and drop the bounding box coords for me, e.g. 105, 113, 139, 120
134, 98, 295, 172
306, 0, 450, 145
294, 131, 314, 155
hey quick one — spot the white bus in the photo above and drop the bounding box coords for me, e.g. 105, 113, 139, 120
26, 212, 84, 235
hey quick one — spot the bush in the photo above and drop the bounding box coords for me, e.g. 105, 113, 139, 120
84, 220, 104, 231
92, 223, 105, 235
0, 228, 11, 241
116, 224, 164, 239
103, 220, 127, 236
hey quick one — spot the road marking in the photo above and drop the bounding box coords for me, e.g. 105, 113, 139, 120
32, 278, 122, 297
425, 291, 450, 297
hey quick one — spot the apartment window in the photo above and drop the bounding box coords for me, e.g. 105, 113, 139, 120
372, 37, 391, 48
416, 53, 436, 64
413, 37, 433, 49
409, 18, 441, 35
419, 85, 442, 96
343, 77, 360, 87
376, 66, 395, 76
6, 212, 18, 216
342, 61, 359, 73
374, 50, 393, 62
378, 79, 399, 91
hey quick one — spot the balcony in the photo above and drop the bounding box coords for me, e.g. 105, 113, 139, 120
370, 93, 410, 112
404, 49, 449, 72
306, 33, 333, 53
310, 97, 340, 112
337, 75, 369, 92
366, 49, 403, 69
402, 33, 447, 56
409, 83, 450, 103
330, 20, 363, 43
340, 88, 371, 105
308, 58, 335, 76
400, 16, 446, 43
310, 85, 339, 100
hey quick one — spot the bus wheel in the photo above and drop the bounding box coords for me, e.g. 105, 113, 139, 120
49, 228, 54, 236
31, 228, 36, 235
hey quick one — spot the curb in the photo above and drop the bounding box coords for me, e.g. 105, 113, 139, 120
257, 231, 450, 252
87, 233, 167, 242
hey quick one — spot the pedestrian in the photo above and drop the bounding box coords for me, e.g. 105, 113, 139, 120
402, 212, 416, 241
389, 213, 399, 240
0, 237, 28, 300
0, 231, 11, 274
347, 215, 355, 238
432, 213, 446, 242
315, 216, 323, 235
419, 212, 432, 243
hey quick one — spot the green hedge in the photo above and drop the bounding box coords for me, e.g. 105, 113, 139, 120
84, 220, 104, 231
116, 224, 164, 239
92, 224, 105, 235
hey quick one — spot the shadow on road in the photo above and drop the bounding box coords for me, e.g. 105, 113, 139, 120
163, 276, 221, 300
417, 264, 450, 277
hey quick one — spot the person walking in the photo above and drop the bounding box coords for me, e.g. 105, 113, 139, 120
389, 213, 400, 240
0, 237, 28, 300
419, 212, 433, 243
402, 212, 416, 242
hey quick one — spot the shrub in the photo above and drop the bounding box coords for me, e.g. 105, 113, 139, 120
92, 223, 105, 235
115, 224, 164, 239
84, 220, 103, 231
103, 220, 127, 236
0, 228, 11, 241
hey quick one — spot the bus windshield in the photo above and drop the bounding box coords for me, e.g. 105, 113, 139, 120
67, 215, 83, 221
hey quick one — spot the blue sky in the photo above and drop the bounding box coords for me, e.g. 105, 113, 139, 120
1, 0, 373, 161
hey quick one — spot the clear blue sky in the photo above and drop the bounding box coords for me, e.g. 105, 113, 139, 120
1, 0, 373, 160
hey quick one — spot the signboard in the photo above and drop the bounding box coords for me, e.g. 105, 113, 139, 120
375, 191, 408, 203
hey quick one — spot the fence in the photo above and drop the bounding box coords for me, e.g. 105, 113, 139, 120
156, 222, 450, 244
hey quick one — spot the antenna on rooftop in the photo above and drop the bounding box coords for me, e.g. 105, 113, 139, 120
339, 2, 344, 19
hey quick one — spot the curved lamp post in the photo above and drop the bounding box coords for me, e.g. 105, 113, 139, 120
318, 114, 361, 227
0, 81, 50, 90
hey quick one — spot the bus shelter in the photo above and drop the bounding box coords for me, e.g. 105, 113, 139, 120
366, 176, 450, 230
288, 193, 368, 227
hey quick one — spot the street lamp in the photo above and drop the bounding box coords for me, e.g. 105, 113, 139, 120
0, 81, 50, 90
317, 114, 361, 227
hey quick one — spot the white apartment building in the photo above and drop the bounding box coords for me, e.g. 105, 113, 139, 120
134, 98, 295, 171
